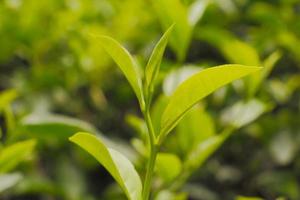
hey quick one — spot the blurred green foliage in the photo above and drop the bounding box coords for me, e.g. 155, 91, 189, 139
0, 0, 299, 199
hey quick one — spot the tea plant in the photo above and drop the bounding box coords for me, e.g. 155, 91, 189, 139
69, 24, 261, 200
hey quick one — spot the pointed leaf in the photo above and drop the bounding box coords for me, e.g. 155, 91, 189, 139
145, 24, 174, 98
158, 65, 261, 142
69, 132, 142, 200
0, 140, 36, 173
94, 35, 144, 106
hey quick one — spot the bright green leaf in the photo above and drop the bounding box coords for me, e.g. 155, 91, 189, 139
0, 140, 36, 173
144, 24, 174, 101
158, 65, 261, 143
94, 35, 144, 107
69, 132, 142, 200
156, 153, 182, 183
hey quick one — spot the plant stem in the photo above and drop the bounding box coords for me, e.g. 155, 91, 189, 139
142, 109, 158, 200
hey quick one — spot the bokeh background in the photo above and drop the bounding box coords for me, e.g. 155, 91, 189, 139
0, 0, 300, 199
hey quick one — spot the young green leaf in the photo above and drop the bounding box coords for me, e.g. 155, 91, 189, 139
69, 132, 142, 200
0, 139, 36, 173
158, 64, 261, 143
94, 35, 144, 107
144, 24, 174, 102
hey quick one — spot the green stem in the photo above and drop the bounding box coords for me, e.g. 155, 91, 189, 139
142, 109, 158, 200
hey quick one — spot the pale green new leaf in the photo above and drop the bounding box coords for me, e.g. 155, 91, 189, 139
156, 153, 182, 183
145, 24, 174, 99
0, 140, 36, 173
94, 35, 144, 106
158, 65, 261, 142
69, 132, 142, 200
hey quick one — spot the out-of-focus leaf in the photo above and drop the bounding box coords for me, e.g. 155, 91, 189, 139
268, 79, 291, 103
152, 0, 192, 61
247, 51, 282, 97
184, 129, 231, 171
156, 153, 182, 183
183, 183, 218, 200
221, 39, 261, 66
151, 95, 169, 135
155, 190, 187, 200
159, 65, 261, 143
0, 140, 36, 173
236, 196, 263, 200
56, 157, 88, 200
0, 89, 18, 111
163, 65, 201, 96
22, 114, 137, 160
69, 132, 142, 200
176, 105, 215, 154
94, 35, 144, 107
125, 114, 147, 141
256, 171, 299, 199
269, 131, 296, 165
21, 114, 99, 141
188, 0, 210, 26
221, 99, 272, 128
0, 173, 23, 193
145, 24, 174, 100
